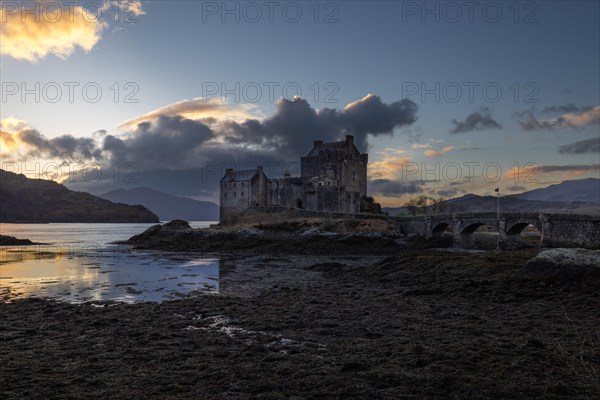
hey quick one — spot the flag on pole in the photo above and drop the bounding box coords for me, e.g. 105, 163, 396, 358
494, 188, 499, 192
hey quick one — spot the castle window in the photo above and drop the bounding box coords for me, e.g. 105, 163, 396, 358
241, 191, 244, 196
234, 183, 237, 187
224, 193, 227, 198
242, 182, 244, 186
234, 192, 237, 197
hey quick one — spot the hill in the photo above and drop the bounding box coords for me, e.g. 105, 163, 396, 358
0, 170, 159, 223
511, 178, 599, 203
438, 194, 598, 214
99, 187, 219, 221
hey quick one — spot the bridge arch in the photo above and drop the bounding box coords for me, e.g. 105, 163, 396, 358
506, 222, 530, 235
506, 221, 542, 247
461, 222, 487, 236
431, 222, 450, 238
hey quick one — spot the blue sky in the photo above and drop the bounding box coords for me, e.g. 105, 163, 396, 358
1, 1, 599, 205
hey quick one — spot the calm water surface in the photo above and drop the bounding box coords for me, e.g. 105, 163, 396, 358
0, 222, 220, 303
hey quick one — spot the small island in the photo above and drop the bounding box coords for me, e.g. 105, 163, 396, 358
0, 235, 40, 246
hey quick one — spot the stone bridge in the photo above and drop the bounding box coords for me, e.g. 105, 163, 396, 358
395, 212, 600, 249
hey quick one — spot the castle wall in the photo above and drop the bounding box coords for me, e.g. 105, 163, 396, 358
300, 136, 367, 199
250, 168, 268, 207
268, 178, 306, 209
219, 136, 368, 221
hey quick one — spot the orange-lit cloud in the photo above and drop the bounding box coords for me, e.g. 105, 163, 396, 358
560, 106, 600, 127
0, 1, 144, 62
0, 117, 103, 166
0, 117, 28, 150
119, 97, 264, 131
424, 145, 455, 158
1, 117, 29, 161
519, 105, 600, 131
368, 148, 412, 180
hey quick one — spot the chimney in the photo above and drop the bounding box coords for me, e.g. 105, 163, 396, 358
346, 135, 354, 146
257, 165, 263, 172
313, 140, 323, 147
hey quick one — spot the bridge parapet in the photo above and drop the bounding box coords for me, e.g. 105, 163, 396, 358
395, 212, 600, 249
540, 213, 600, 249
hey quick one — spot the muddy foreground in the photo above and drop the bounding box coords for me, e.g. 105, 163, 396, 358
1, 249, 599, 399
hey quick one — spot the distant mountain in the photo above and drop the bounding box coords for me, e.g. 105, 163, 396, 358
439, 194, 598, 214
99, 187, 219, 221
510, 178, 599, 203
0, 170, 159, 223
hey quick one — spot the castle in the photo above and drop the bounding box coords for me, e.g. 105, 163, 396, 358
219, 135, 368, 221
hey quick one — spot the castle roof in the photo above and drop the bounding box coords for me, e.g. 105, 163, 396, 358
220, 169, 260, 182
307, 136, 360, 157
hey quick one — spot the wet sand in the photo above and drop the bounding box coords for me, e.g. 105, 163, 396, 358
1, 249, 599, 399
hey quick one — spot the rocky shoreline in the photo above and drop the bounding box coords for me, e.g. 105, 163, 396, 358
2, 248, 600, 399
122, 219, 447, 256
1, 220, 599, 399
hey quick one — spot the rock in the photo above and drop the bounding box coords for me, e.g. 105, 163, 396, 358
0, 235, 35, 246
163, 220, 191, 230
239, 227, 263, 236
127, 220, 192, 243
523, 248, 600, 282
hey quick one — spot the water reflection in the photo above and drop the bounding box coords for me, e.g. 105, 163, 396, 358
0, 246, 219, 303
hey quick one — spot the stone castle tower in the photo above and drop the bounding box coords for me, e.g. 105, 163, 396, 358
220, 135, 368, 221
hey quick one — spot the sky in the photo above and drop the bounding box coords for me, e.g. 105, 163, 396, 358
1, 0, 599, 206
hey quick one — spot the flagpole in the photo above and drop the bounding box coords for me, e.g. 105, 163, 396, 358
496, 187, 500, 250
497, 188, 500, 220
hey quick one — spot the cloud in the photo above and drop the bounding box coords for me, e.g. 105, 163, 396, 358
411, 138, 443, 150
424, 145, 455, 158
541, 104, 594, 115
450, 108, 502, 134
99, 0, 145, 17
506, 185, 527, 192
0, 1, 144, 62
368, 149, 413, 180
221, 94, 418, 155
1, 118, 102, 161
118, 98, 263, 131
5, 94, 418, 198
369, 179, 422, 196
103, 115, 216, 169
518, 106, 600, 131
513, 104, 594, 118
436, 188, 465, 198
459, 146, 494, 151
558, 138, 600, 154
532, 164, 600, 176
342, 94, 418, 142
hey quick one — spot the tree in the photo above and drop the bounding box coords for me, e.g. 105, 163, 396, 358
360, 196, 382, 214
416, 195, 430, 215
405, 197, 419, 216
404, 196, 448, 216
430, 197, 447, 215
